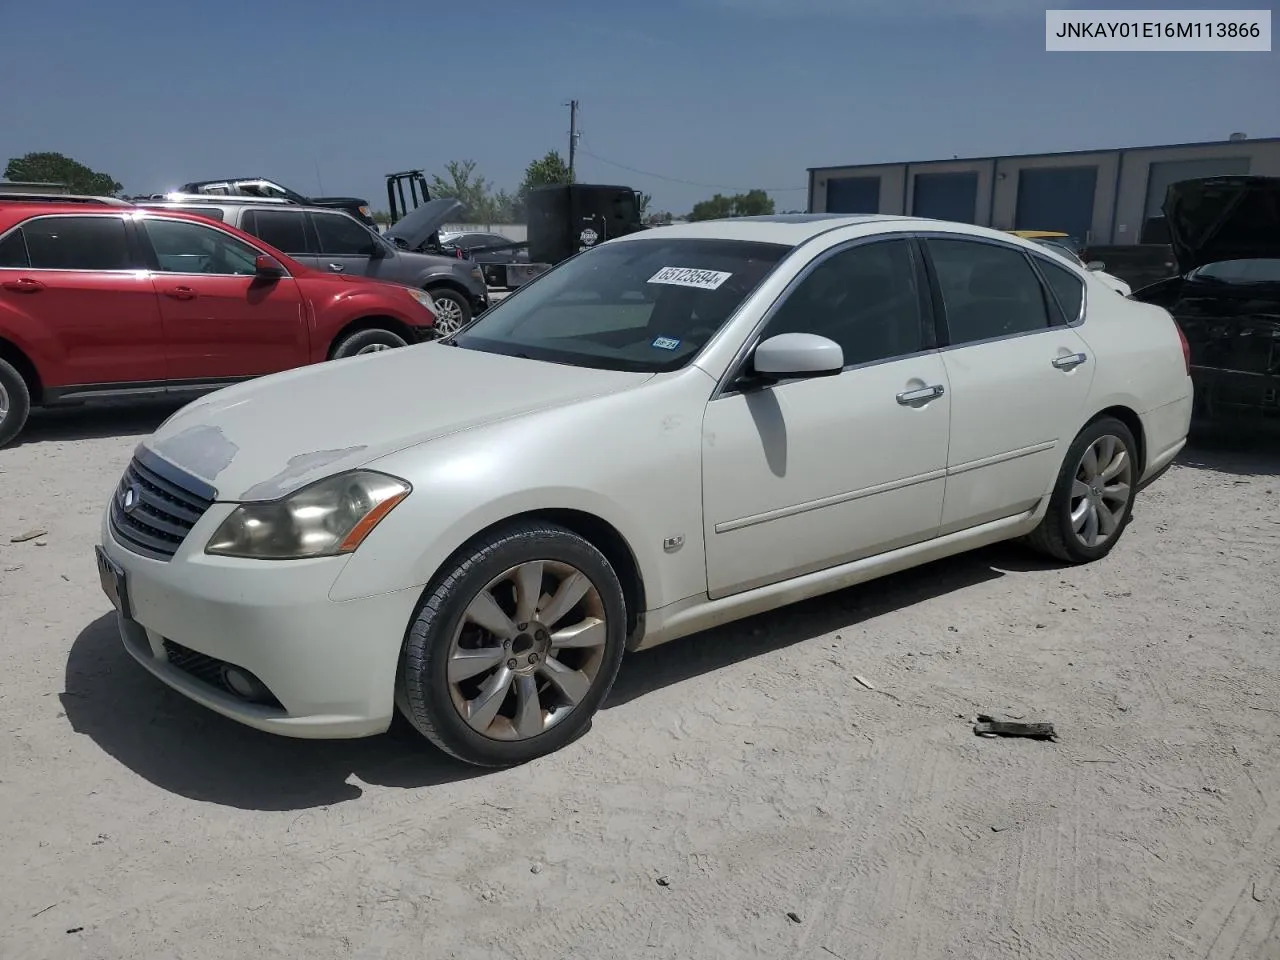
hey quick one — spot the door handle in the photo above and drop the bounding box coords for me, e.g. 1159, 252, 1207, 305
1052, 352, 1088, 370
327, 263, 345, 273
896, 384, 945, 405
163, 286, 197, 301
1, 278, 44, 293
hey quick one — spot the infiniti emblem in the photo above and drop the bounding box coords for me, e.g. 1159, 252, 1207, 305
121, 483, 141, 513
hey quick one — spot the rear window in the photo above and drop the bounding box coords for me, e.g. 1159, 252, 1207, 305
454, 237, 791, 373
21, 216, 132, 271
1190, 259, 1280, 284
247, 209, 309, 254
0, 229, 29, 267
1035, 256, 1085, 323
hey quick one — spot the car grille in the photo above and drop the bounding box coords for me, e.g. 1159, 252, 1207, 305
109, 453, 214, 560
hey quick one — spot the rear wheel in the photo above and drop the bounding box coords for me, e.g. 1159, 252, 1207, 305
330, 328, 409, 359
426, 288, 471, 337
0, 357, 32, 448
1025, 416, 1139, 564
398, 521, 627, 767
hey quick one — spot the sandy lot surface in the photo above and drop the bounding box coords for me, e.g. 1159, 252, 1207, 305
2, 404, 1279, 960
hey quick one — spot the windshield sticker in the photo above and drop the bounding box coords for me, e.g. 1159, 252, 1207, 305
648, 267, 733, 291
651, 336, 681, 351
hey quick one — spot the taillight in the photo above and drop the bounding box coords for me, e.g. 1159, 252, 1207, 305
1175, 321, 1190, 375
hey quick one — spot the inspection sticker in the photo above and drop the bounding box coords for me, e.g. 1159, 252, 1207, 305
648, 267, 732, 290
651, 336, 681, 350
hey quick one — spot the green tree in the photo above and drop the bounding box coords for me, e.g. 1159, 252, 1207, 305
4, 151, 122, 195
515, 150, 574, 219
430, 159, 498, 223
687, 189, 775, 221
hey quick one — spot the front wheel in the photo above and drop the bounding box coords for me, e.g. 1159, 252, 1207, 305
330, 328, 408, 359
0, 357, 32, 448
1025, 416, 1139, 564
426, 288, 471, 337
398, 521, 627, 767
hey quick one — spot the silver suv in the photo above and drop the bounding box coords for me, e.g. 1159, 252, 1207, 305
136, 197, 488, 334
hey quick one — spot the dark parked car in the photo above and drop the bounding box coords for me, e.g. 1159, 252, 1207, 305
179, 177, 377, 227
439, 231, 530, 288
1130, 175, 1280, 424
138, 197, 488, 333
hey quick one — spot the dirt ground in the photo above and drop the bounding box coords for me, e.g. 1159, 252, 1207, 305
2, 402, 1279, 960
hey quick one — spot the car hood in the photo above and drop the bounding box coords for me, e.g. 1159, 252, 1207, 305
144, 345, 652, 502
1163, 175, 1280, 273
383, 198, 464, 250
310, 195, 369, 206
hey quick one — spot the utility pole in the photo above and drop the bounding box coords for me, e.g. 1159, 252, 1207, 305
566, 99, 579, 179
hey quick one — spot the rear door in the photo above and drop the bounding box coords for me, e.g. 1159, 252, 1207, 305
922, 235, 1095, 534
309, 211, 388, 279
0, 214, 166, 388
240, 207, 316, 264
139, 216, 308, 380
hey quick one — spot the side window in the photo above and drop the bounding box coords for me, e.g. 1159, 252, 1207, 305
762, 239, 927, 367
313, 213, 377, 256
926, 238, 1051, 344
22, 216, 132, 270
1035, 257, 1085, 324
143, 219, 261, 276
248, 210, 310, 255
0, 229, 30, 268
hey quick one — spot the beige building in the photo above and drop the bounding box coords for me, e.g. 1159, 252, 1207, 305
807, 135, 1280, 245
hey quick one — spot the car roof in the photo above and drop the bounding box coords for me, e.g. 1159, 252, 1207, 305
612, 214, 1023, 247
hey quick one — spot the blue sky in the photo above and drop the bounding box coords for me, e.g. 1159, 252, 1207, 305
2, 0, 1275, 214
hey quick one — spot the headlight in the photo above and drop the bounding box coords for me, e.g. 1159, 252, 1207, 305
205, 471, 410, 560
407, 288, 437, 313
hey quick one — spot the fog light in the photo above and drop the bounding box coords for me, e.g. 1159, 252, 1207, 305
221, 665, 272, 703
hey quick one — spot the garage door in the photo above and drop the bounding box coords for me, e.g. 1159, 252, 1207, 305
1144, 157, 1251, 220
912, 172, 978, 223
1014, 166, 1098, 243
825, 176, 881, 214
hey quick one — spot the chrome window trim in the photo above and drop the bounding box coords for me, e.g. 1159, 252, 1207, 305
0, 212, 136, 272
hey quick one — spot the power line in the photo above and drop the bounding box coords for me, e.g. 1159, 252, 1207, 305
576, 144, 808, 192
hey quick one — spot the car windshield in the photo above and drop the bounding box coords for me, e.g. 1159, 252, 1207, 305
1189, 259, 1280, 284
451, 237, 792, 372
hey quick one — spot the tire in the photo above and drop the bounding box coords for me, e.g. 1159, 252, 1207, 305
425, 288, 471, 337
330, 328, 408, 359
0, 357, 32, 448
398, 521, 627, 767
1025, 415, 1139, 564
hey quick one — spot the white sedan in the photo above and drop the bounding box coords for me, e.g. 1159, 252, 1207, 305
96, 214, 1193, 767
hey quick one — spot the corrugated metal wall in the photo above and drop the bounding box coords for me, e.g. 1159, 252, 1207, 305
911, 172, 979, 223
1013, 166, 1099, 242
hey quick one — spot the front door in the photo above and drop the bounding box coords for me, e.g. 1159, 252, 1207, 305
702, 237, 951, 599
922, 235, 1096, 534
139, 217, 308, 380
0, 213, 167, 387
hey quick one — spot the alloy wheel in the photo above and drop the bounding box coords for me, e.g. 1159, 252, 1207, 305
432, 297, 466, 336
1069, 434, 1133, 548
446, 559, 608, 741
0, 380, 8, 423
355, 342, 395, 355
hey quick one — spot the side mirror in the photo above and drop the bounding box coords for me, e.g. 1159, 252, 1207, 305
254, 254, 285, 277
369, 242, 389, 259
752, 333, 844, 380
1086, 261, 1106, 272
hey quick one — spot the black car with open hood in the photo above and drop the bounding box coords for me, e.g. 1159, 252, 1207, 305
1132, 175, 1280, 424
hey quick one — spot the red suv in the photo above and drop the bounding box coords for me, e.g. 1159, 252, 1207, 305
0, 200, 439, 446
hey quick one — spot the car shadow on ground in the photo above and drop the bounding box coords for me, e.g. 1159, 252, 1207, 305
18, 399, 187, 445
1179, 426, 1280, 478
64, 543, 1049, 810
63, 614, 483, 811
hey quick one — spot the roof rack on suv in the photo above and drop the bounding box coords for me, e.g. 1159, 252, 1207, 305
131, 192, 295, 205
0, 193, 133, 206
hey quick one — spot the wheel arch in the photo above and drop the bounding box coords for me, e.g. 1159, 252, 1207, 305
0, 336, 43, 404
1088, 404, 1147, 475
439, 508, 648, 646
326, 315, 417, 360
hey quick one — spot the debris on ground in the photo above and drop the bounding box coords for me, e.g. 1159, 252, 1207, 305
9, 528, 47, 543
973, 714, 1058, 741
786, 911, 802, 923
655, 876, 670, 887
853, 675, 876, 691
